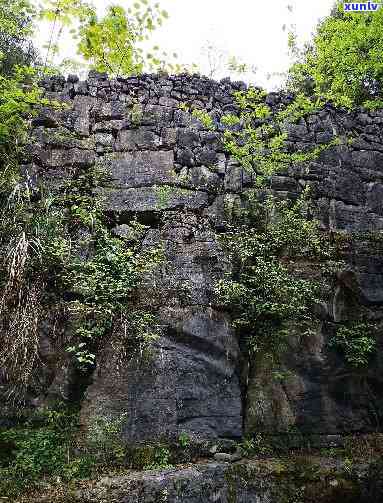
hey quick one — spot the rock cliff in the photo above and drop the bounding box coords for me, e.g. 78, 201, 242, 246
2, 72, 383, 501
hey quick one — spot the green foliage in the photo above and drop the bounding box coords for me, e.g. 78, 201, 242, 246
178, 101, 189, 112
277, 93, 321, 123
330, 322, 377, 368
221, 113, 241, 127
287, 1, 383, 109
75, 2, 172, 77
223, 87, 331, 180
217, 192, 327, 358
0, 67, 48, 193
239, 434, 273, 457
58, 171, 163, 369
178, 105, 215, 129
124, 309, 162, 349
234, 86, 267, 111
0, 13, 165, 382
67, 232, 141, 305
155, 185, 174, 209
39, 0, 97, 71
39, 0, 94, 27
215, 76, 342, 367
178, 432, 190, 449
0, 179, 73, 395
37, 0, 184, 76
129, 443, 173, 470
146, 446, 173, 470
192, 108, 214, 129
0, 407, 93, 498
86, 414, 128, 464
0, 0, 37, 75
0, 156, 163, 383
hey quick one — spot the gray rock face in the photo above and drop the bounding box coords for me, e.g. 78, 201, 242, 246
95, 186, 210, 214
73, 463, 273, 503
81, 307, 241, 442
99, 150, 176, 188
3, 73, 383, 445
56, 459, 364, 503
80, 213, 241, 440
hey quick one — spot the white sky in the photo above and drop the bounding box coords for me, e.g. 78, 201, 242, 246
139, 0, 336, 88
35, 0, 336, 89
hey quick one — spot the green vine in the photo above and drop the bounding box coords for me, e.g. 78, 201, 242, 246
192, 108, 214, 130
330, 322, 377, 368
222, 87, 336, 186
57, 167, 164, 370
0, 153, 163, 391
216, 191, 329, 361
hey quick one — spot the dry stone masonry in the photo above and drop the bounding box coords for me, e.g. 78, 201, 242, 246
3, 71, 383, 457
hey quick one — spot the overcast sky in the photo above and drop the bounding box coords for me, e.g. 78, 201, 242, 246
137, 0, 336, 88
35, 0, 336, 89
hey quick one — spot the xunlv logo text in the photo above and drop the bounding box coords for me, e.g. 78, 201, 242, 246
344, 2, 381, 10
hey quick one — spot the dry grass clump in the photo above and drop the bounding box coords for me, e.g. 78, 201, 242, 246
0, 231, 44, 402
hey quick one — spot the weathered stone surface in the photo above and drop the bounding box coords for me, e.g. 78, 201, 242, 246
188, 166, 222, 192
96, 186, 209, 213
246, 321, 383, 436
81, 308, 241, 441
99, 150, 176, 188
95, 100, 126, 121
366, 182, 383, 215
224, 163, 244, 192
4, 72, 383, 452
39, 147, 96, 168
351, 150, 383, 170
141, 104, 173, 126
364, 458, 383, 501
55, 459, 365, 503
62, 463, 272, 503
329, 200, 383, 231
81, 215, 241, 441
116, 128, 162, 151
73, 95, 96, 136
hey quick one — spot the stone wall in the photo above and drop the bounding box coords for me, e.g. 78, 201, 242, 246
3, 71, 383, 445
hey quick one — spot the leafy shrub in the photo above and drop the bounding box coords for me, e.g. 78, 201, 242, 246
0, 0, 37, 76
178, 432, 190, 449
239, 434, 273, 457
0, 407, 93, 498
192, 108, 214, 129
222, 86, 332, 182
217, 192, 327, 359
0, 155, 163, 384
287, 0, 383, 109
85, 414, 128, 465
330, 323, 377, 368
129, 443, 173, 470
146, 446, 173, 470
0, 67, 45, 193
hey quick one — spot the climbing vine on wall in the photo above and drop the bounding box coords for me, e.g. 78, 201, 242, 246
216, 86, 380, 369
221, 87, 337, 187
216, 190, 330, 361
330, 322, 377, 368
212, 85, 334, 362
0, 156, 163, 397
